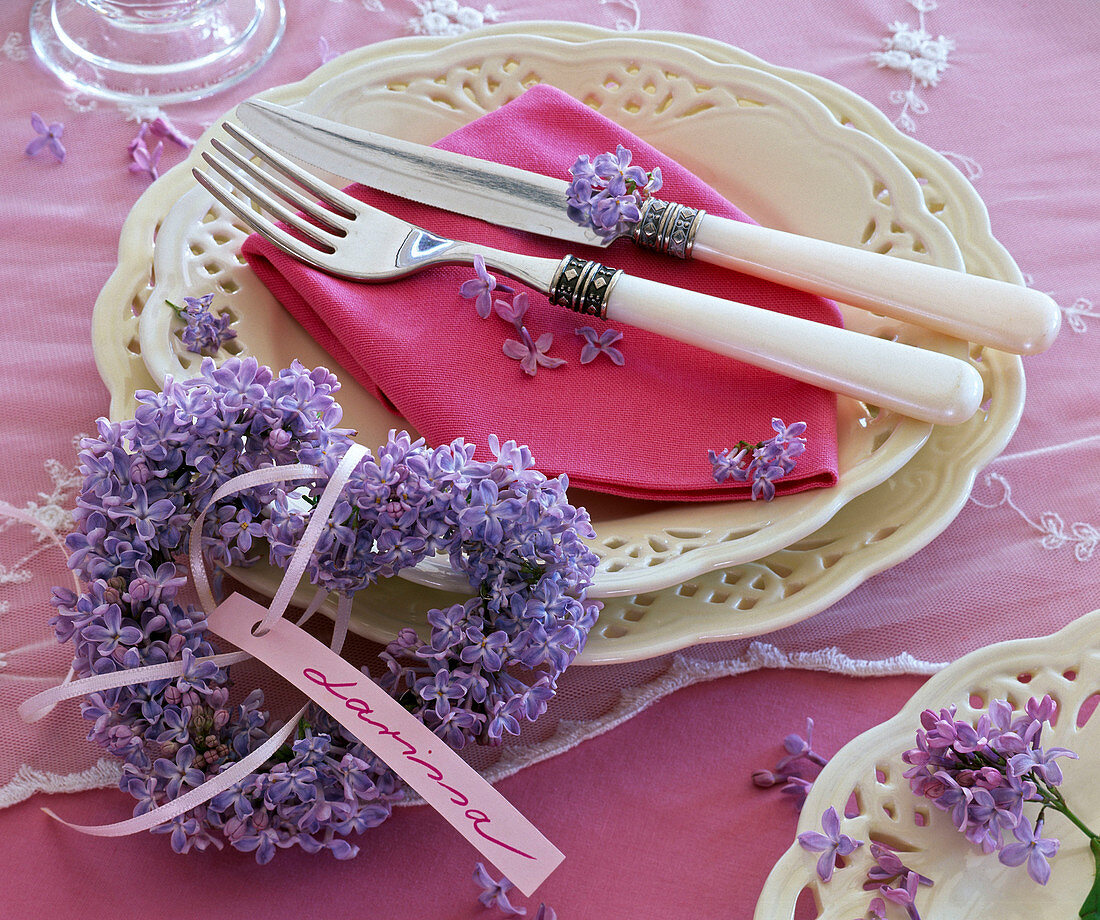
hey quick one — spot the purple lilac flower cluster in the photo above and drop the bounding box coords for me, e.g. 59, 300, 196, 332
168, 294, 237, 356
752, 716, 829, 810
902, 694, 1093, 888
566, 145, 662, 242
267, 426, 602, 747
53, 356, 599, 861
709, 418, 807, 501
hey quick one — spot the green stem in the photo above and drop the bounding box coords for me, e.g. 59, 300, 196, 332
1035, 782, 1100, 844
1028, 779, 1100, 919
1079, 838, 1100, 920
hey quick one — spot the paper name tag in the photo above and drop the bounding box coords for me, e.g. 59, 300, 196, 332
207, 593, 563, 895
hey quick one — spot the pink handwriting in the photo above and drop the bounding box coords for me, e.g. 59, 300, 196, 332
302, 666, 535, 860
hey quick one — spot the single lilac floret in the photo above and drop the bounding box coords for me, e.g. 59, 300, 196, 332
1008, 745, 1078, 786
797, 805, 863, 881
148, 114, 195, 149
503, 327, 567, 376
998, 819, 1060, 885
459, 254, 512, 319
26, 113, 65, 162
879, 870, 925, 920
130, 138, 164, 180
494, 291, 529, 330
473, 862, 526, 916
575, 325, 625, 365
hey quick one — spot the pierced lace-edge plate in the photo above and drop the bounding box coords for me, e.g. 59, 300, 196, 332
755, 610, 1100, 919
131, 32, 950, 594
90, 24, 1024, 662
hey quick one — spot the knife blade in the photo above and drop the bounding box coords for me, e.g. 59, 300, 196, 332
235, 98, 1060, 355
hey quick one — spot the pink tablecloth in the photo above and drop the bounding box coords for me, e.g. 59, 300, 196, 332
1, 1, 1098, 918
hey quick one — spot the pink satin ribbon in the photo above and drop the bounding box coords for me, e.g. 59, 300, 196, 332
18, 446, 367, 837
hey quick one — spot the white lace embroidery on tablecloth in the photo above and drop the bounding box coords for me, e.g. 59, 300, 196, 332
0, 759, 122, 809
0, 453, 82, 580
871, 0, 953, 133
0, 446, 107, 808
599, 0, 641, 31
408, 0, 501, 36
971, 470, 1100, 562
1062, 296, 1099, 334
2, 31, 26, 62
400, 641, 946, 803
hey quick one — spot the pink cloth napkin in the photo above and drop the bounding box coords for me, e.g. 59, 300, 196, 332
242, 84, 842, 501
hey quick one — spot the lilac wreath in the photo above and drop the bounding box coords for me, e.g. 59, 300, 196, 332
52, 357, 600, 862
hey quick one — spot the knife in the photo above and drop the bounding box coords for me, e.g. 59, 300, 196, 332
235, 98, 1060, 356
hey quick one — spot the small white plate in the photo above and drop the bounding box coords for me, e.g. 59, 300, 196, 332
756, 609, 1100, 919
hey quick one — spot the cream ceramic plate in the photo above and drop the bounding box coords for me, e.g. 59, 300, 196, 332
91, 24, 1025, 661
105, 28, 957, 590
756, 610, 1100, 919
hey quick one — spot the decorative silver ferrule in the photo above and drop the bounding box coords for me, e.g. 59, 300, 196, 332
631, 198, 705, 259
548, 255, 623, 319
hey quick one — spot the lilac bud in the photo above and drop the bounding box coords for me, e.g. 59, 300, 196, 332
267, 428, 292, 451
752, 768, 783, 788
130, 461, 153, 486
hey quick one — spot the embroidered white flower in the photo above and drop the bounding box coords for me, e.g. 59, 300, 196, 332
2, 31, 27, 62
1, 31, 27, 61
971, 472, 1100, 562
408, 0, 500, 36
873, 22, 954, 87
1063, 296, 1099, 334
871, 1, 954, 132
600, 0, 641, 31
63, 91, 98, 114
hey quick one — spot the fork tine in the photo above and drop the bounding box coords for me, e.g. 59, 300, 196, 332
209, 136, 350, 235
191, 166, 334, 271
199, 149, 341, 252
221, 121, 363, 219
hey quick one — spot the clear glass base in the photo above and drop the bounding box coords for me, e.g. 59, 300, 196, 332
29, 0, 286, 106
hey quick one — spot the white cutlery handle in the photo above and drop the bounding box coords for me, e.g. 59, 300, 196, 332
682, 212, 1061, 355
598, 271, 983, 426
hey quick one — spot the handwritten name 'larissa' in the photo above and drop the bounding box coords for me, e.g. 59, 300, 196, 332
303, 666, 535, 860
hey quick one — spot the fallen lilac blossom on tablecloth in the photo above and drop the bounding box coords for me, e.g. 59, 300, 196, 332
26, 113, 65, 162
752, 716, 830, 809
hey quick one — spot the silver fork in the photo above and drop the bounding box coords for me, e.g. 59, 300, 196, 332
193, 122, 984, 426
